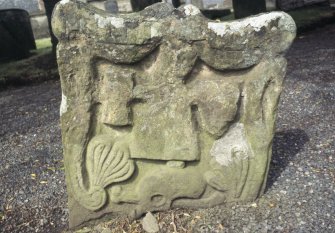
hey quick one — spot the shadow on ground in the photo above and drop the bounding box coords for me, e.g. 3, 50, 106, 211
266, 129, 309, 190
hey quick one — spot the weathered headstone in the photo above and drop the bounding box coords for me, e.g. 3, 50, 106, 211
130, 0, 161, 11
0, 9, 36, 61
53, 0, 296, 228
104, 0, 119, 13
233, 0, 266, 18
266, 0, 277, 9
277, 0, 329, 10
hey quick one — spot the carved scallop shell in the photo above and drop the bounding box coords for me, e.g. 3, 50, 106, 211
87, 137, 135, 188
75, 136, 135, 210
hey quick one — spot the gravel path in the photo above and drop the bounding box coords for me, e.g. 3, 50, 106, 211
0, 24, 334, 233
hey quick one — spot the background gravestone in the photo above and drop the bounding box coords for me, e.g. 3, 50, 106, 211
277, 0, 329, 10
105, 0, 119, 13
232, 0, 266, 18
53, 0, 295, 228
130, 0, 161, 11
0, 9, 36, 62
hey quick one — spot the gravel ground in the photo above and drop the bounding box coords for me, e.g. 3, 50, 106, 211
0, 24, 334, 233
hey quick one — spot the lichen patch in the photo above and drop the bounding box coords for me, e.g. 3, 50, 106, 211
59, 0, 70, 5
208, 12, 285, 37
94, 14, 124, 29
210, 123, 254, 166
60, 93, 68, 116
182, 4, 201, 16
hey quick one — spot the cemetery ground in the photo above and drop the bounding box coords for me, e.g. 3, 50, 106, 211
0, 13, 335, 233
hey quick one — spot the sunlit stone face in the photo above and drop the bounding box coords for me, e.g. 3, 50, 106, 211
53, 0, 295, 228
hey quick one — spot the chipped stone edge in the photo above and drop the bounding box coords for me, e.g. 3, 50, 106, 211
182, 4, 201, 16
60, 0, 70, 5
208, 12, 289, 37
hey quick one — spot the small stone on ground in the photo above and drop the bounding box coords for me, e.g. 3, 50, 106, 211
142, 212, 160, 233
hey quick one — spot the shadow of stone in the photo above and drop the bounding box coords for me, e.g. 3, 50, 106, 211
266, 129, 309, 191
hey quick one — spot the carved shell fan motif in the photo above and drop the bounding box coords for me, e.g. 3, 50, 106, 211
76, 136, 135, 211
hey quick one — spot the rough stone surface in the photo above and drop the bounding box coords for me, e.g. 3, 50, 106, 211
142, 212, 160, 233
52, 0, 295, 228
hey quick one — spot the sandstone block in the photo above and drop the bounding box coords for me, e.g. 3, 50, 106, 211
52, 0, 296, 228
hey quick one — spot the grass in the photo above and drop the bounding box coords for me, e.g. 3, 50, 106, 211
33, 38, 53, 56
0, 38, 58, 89
36, 38, 52, 50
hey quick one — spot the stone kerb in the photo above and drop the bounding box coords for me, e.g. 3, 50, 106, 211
52, 0, 296, 228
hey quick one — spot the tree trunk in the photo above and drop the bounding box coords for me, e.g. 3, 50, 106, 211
42, 0, 60, 54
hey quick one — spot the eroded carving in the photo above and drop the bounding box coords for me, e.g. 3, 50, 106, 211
53, 0, 296, 228
74, 136, 135, 211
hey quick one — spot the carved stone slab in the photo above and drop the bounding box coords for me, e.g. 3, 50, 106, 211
52, 0, 296, 228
